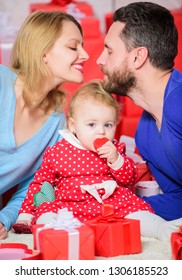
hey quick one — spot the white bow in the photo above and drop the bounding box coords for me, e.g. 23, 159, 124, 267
80, 180, 117, 203
46, 208, 81, 229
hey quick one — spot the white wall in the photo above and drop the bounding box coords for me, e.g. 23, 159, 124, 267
0, 0, 182, 34
0, 1, 182, 65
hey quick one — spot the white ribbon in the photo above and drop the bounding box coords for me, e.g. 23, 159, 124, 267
48, 208, 81, 229
36, 208, 81, 259
80, 180, 117, 203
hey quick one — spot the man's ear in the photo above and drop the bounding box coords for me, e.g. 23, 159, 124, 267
133, 47, 148, 69
67, 117, 75, 134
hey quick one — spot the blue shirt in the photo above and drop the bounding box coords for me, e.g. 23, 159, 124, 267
0, 65, 66, 229
135, 69, 182, 220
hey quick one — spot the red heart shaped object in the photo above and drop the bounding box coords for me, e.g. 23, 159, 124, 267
12, 223, 32, 234
94, 137, 109, 149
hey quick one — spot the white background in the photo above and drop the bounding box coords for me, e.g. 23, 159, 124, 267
0, 0, 182, 33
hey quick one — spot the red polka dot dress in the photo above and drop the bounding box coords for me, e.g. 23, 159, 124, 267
18, 130, 154, 225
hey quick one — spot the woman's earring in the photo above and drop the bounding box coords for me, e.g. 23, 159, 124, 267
43, 54, 48, 64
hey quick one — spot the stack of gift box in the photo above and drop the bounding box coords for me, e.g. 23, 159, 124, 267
171, 226, 182, 260
32, 205, 142, 260
30, 0, 94, 17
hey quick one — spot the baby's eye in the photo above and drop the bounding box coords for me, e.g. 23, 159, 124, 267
105, 123, 113, 128
88, 123, 96, 127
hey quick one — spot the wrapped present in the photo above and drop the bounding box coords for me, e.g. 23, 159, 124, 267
0, 243, 41, 260
30, 1, 93, 17
32, 208, 95, 260
135, 181, 160, 197
171, 226, 182, 260
51, 0, 72, 6
136, 162, 154, 182
85, 204, 142, 257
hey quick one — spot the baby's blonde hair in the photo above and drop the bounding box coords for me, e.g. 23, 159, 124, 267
67, 80, 121, 123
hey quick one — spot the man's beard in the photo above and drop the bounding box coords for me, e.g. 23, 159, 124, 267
102, 66, 136, 96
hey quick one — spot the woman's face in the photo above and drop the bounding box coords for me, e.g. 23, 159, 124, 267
45, 21, 89, 86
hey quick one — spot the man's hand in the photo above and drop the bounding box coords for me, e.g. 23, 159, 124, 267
0, 222, 8, 239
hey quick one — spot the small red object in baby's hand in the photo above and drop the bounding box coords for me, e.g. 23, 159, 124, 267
94, 137, 109, 149
12, 223, 32, 234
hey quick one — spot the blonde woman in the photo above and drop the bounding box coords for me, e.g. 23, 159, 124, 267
0, 11, 89, 239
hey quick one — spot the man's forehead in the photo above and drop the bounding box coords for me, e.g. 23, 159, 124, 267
105, 22, 124, 47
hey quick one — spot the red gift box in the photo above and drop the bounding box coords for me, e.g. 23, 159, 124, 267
0, 243, 41, 260
85, 204, 142, 257
171, 226, 182, 260
51, 0, 72, 6
136, 162, 154, 183
32, 209, 95, 260
30, 1, 93, 16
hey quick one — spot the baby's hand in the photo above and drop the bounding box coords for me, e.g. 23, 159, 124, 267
94, 138, 118, 164
12, 221, 32, 234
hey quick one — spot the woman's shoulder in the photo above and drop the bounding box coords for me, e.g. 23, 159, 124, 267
0, 65, 16, 97
0, 64, 11, 73
0, 64, 15, 79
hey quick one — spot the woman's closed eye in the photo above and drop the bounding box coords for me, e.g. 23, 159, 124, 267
69, 47, 77, 51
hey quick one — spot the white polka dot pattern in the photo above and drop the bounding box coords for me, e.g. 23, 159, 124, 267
19, 139, 153, 224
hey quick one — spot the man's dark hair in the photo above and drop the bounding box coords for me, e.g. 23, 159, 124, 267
113, 2, 178, 70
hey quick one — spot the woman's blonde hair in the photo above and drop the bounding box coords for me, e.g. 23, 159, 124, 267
10, 11, 83, 113
67, 80, 121, 123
